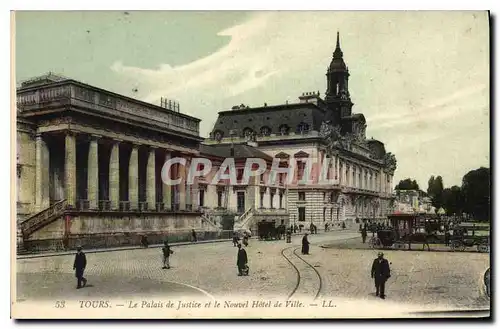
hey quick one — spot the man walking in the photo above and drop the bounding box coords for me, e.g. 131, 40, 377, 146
191, 229, 198, 243
301, 232, 310, 255
236, 243, 248, 276
73, 246, 87, 289
361, 226, 367, 244
162, 241, 173, 269
371, 252, 391, 299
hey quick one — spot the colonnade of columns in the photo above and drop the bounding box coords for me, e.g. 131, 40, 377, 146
34, 130, 198, 213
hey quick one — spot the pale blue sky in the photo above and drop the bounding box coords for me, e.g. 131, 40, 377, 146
15, 11, 490, 188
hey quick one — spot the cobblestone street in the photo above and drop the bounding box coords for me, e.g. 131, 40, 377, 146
16, 230, 489, 312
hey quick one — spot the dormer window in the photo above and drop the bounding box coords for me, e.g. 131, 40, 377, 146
260, 126, 271, 136
278, 124, 290, 135
297, 122, 309, 134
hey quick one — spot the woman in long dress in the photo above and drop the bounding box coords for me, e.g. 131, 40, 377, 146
301, 233, 310, 255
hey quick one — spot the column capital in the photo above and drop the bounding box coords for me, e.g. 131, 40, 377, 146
65, 129, 78, 137
149, 145, 158, 150
90, 133, 102, 140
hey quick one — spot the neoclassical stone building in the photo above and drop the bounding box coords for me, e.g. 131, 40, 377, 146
16, 74, 208, 251
205, 33, 397, 230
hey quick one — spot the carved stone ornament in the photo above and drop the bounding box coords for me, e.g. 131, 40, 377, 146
320, 121, 343, 154
214, 131, 223, 142
383, 152, 397, 174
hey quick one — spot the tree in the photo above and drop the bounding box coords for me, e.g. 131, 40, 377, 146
395, 178, 420, 191
442, 185, 463, 216
427, 175, 444, 212
462, 167, 490, 221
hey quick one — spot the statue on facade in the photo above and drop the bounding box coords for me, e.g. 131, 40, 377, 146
383, 152, 397, 174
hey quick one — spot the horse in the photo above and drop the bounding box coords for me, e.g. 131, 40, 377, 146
401, 233, 439, 251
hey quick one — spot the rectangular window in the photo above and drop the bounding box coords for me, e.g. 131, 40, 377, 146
298, 192, 306, 201
323, 207, 326, 222
297, 162, 305, 181
217, 191, 223, 207
260, 192, 265, 208
298, 207, 306, 221
270, 193, 275, 208
279, 193, 284, 208
237, 168, 244, 183
199, 189, 205, 207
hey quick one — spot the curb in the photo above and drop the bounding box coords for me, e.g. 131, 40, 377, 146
17, 238, 232, 260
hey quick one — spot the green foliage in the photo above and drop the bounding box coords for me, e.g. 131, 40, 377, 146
462, 167, 490, 221
395, 178, 420, 191
442, 185, 463, 216
427, 175, 444, 211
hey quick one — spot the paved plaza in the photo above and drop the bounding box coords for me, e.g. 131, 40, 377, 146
16, 230, 490, 311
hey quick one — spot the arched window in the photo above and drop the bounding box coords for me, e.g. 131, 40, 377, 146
260, 126, 271, 136
278, 124, 290, 135
297, 122, 309, 134
242, 127, 254, 140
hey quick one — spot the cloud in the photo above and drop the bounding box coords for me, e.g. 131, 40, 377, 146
110, 11, 489, 187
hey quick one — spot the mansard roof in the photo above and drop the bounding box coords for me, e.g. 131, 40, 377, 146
211, 102, 327, 137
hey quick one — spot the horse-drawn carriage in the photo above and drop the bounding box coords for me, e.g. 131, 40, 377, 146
257, 221, 286, 240
449, 227, 489, 252
369, 229, 406, 249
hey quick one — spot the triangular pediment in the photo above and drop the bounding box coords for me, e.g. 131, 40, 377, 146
275, 152, 290, 159
293, 151, 310, 158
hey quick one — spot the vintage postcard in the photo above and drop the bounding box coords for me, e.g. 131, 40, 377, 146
12, 10, 491, 319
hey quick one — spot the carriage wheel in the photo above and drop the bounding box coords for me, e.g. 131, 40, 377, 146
450, 241, 462, 251
393, 242, 405, 250
477, 244, 489, 253
369, 237, 381, 249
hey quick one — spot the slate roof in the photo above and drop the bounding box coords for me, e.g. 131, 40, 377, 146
200, 143, 273, 161
211, 103, 329, 138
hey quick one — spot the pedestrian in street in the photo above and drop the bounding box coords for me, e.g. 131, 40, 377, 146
325, 222, 328, 232
242, 232, 249, 247
73, 246, 87, 289
232, 231, 239, 247
162, 241, 173, 269
301, 232, 310, 255
371, 252, 391, 299
236, 243, 248, 276
342, 222, 346, 230
444, 230, 450, 246
191, 229, 197, 242
286, 229, 292, 243
361, 226, 367, 244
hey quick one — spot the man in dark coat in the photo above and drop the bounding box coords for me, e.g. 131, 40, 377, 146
236, 244, 248, 276
162, 241, 173, 269
191, 229, 197, 242
301, 233, 310, 255
371, 252, 391, 299
361, 227, 367, 243
73, 246, 87, 289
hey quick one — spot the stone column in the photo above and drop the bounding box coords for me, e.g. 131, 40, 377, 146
163, 151, 172, 210
129, 143, 139, 210
177, 156, 186, 210
109, 139, 121, 210
65, 131, 77, 208
35, 133, 50, 211
87, 134, 99, 209
146, 147, 156, 210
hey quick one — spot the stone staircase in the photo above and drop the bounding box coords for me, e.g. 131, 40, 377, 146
20, 199, 67, 240
200, 209, 222, 231
234, 207, 254, 231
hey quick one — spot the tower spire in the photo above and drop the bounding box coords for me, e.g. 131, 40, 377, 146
333, 31, 343, 58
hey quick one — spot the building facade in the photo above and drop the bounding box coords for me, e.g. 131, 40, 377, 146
16, 74, 207, 251
205, 33, 397, 230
